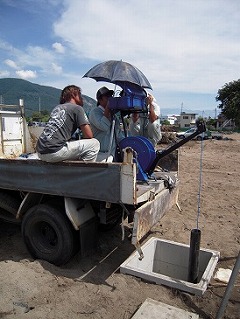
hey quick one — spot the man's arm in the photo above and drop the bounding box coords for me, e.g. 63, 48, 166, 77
89, 107, 111, 132
103, 103, 111, 120
147, 94, 158, 123
131, 113, 140, 123
80, 124, 93, 138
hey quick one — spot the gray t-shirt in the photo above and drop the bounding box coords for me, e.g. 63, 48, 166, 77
36, 103, 89, 154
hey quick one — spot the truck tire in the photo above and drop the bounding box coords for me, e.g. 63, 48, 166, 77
22, 204, 79, 265
0, 192, 21, 224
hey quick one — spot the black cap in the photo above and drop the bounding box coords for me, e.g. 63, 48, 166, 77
96, 87, 114, 105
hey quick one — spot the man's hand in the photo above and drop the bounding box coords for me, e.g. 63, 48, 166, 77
147, 94, 158, 123
147, 93, 154, 105
103, 102, 111, 120
132, 113, 139, 123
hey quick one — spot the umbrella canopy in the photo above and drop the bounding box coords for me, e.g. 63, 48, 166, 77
83, 60, 152, 90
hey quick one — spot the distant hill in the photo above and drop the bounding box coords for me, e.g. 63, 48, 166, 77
0, 78, 96, 117
0, 78, 218, 119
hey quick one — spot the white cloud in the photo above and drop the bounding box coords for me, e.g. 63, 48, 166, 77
52, 42, 65, 54
16, 70, 37, 80
1, 0, 240, 110
0, 70, 10, 77
4, 59, 18, 69
51, 62, 62, 74
1, 42, 64, 78
20, 46, 57, 69
53, 0, 240, 95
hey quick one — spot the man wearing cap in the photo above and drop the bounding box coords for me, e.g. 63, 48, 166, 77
89, 86, 124, 161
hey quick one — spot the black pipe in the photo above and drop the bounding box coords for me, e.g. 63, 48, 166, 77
147, 120, 206, 176
188, 228, 201, 283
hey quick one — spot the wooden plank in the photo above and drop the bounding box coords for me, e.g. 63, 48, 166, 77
132, 181, 179, 245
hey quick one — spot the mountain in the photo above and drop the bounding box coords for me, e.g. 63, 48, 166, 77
0, 78, 96, 117
0, 78, 218, 119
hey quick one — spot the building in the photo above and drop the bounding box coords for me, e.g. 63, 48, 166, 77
160, 115, 178, 125
216, 113, 235, 130
177, 112, 197, 129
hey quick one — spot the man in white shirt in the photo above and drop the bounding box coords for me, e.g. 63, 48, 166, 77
129, 93, 162, 147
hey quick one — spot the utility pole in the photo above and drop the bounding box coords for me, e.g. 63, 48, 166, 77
38, 96, 41, 113
180, 102, 183, 114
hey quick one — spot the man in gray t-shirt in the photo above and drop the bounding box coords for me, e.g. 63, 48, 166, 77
36, 85, 100, 162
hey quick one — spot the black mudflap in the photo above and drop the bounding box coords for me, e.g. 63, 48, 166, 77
79, 216, 98, 256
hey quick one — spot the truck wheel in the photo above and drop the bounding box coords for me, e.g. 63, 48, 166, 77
196, 136, 202, 141
22, 204, 79, 266
0, 192, 21, 224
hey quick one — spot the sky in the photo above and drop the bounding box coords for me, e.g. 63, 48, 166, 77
0, 0, 240, 116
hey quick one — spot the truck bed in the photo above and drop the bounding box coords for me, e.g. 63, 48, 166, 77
0, 158, 171, 206
0, 156, 179, 259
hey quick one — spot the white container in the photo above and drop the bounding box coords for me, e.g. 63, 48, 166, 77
120, 237, 220, 295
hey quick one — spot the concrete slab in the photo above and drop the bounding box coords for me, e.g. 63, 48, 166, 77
131, 298, 199, 319
120, 237, 220, 295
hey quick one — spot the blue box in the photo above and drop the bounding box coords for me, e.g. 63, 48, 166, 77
108, 95, 147, 111
108, 84, 147, 112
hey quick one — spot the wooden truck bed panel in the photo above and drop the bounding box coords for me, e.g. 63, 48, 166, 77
132, 181, 179, 245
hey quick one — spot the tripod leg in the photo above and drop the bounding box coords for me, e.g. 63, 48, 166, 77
105, 116, 116, 161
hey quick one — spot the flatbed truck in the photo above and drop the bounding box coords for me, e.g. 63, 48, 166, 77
0, 102, 179, 265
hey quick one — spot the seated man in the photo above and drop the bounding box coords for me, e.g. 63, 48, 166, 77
89, 86, 124, 162
129, 93, 162, 147
36, 85, 100, 162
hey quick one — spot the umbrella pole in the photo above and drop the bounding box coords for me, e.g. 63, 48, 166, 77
120, 112, 128, 137
105, 114, 116, 161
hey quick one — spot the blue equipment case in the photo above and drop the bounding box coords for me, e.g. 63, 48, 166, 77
108, 83, 148, 112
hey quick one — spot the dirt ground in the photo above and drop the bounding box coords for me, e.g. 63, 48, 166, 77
0, 133, 239, 319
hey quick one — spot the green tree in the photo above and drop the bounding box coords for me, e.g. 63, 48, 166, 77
216, 79, 240, 127
30, 110, 50, 122
206, 118, 217, 129
32, 111, 42, 122
162, 119, 170, 125
40, 109, 50, 122
41, 109, 50, 116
